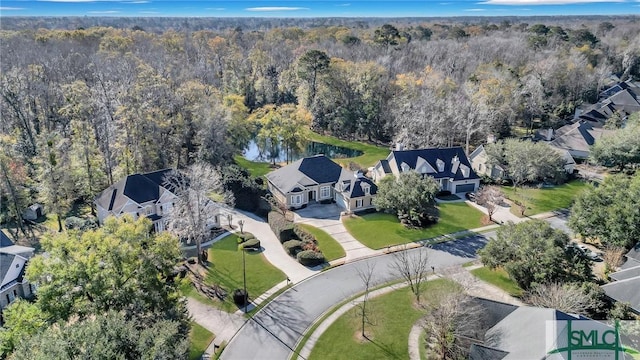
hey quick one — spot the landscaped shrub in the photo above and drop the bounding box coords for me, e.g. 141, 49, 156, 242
239, 238, 261, 250
296, 250, 326, 266
237, 232, 255, 242
293, 225, 317, 244
268, 211, 296, 242
283, 240, 304, 256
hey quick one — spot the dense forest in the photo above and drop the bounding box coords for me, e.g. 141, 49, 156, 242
1, 17, 639, 238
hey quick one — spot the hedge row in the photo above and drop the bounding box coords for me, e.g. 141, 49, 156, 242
267, 211, 326, 266
268, 211, 296, 242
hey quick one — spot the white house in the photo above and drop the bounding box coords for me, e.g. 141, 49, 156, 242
372, 146, 480, 194
94, 169, 220, 233
0, 230, 35, 311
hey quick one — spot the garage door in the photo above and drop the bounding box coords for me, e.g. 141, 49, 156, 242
334, 193, 347, 210
455, 183, 476, 193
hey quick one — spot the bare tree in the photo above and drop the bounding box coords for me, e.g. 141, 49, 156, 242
475, 185, 504, 222
389, 245, 430, 304
164, 163, 233, 264
423, 291, 484, 360
524, 282, 598, 315
355, 263, 377, 339
603, 246, 625, 273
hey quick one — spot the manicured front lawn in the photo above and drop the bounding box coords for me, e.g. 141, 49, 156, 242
189, 322, 215, 360
501, 180, 589, 217
470, 267, 523, 297
308, 279, 458, 360
343, 202, 485, 249
297, 224, 346, 261
308, 132, 389, 168
205, 234, 287, 312
233, 155, 274, 178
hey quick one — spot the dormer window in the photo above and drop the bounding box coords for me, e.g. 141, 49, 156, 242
436, 159, 445, 172
460, 164, 470, 178
401, 162, 410, 172
363, 183, 371, 195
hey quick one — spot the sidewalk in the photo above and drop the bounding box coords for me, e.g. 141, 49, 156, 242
221, 209, 317, 283
187, 298, 247, 357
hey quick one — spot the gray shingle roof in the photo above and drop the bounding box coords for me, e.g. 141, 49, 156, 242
484, 307, 581, 359
336, 172, 378, 199
626, 242, 640, 263
602, 277, 640, 313
266, 155, 343, 194
609, 265, 640, 281
549, 121, 613, 155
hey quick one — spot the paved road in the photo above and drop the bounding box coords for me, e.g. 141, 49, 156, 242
220, 240, 485, 360
221, 215, 570, 360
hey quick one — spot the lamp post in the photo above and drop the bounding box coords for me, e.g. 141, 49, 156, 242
242, 247, 247, 313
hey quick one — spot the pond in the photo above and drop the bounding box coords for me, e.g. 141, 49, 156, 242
243, 140, 363, 163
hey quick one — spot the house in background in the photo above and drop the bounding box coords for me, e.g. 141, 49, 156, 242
601, 242, 640, 314
538, 121, 614, 161
94, 169, 220, 233
266, 155, 377, 212
0, 230, 35, 311
470, 144, 575, 181
22, 203, 45, 221
372, 146, 480, 194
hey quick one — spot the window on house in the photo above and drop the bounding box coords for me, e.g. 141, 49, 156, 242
6, 294, 9, 303
356, 199, 363, 208
363, 185, 370, 195
13, 290, 17, 297
145, 206, 153, 215
15, 264, 19, 269
320, 186, 330, 199
291, 194, 302, 205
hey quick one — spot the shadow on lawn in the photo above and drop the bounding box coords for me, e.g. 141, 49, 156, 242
365, 338, 404, 360
429, 234, 490, 259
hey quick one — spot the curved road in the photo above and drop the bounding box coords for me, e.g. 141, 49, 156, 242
220, 234, 490, 360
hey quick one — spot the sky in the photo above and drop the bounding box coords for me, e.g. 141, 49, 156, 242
1, 0, 639, 17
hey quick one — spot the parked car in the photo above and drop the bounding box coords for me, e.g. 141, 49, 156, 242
585, 251, 603, 262
465, 192, 476, 202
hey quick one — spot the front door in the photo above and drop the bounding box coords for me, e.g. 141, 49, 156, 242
309, 190, 316, 201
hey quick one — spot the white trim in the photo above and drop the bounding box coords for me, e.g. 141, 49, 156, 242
320, 186, 331, 199
291, 194, 302, 206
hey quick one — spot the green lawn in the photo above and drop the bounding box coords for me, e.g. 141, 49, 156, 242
297, 224, 346, 261
343, 203, 485, 249
189, 322, 215, 360
308, 132, 389, 168
470, 267, 523, 297
501, 180, 589, 217
205, 234, 287, 312
233, 155, 274, 178
308, 279, 458, 360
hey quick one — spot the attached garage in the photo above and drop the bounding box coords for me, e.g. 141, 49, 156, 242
334, 192, 347, 209
455, 183, 476, 193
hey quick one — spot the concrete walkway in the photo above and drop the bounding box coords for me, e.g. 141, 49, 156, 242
293, 204, 377, 262
187, 298, 246, 357
222, 209, 317, 283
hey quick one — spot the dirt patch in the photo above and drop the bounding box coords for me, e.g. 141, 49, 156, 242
354, 330, 374, 343
480, 215, 495, 226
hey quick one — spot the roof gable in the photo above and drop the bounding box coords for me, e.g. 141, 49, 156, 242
95, 169, 177, 213
0, 230, 14, 248
389, 147, 479, 181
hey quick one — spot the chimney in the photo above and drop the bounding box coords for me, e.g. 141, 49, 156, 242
395, 142, 404, 151
546, 128, 553, 141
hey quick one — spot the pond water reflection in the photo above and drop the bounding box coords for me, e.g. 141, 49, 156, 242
243, 140, 363, 163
